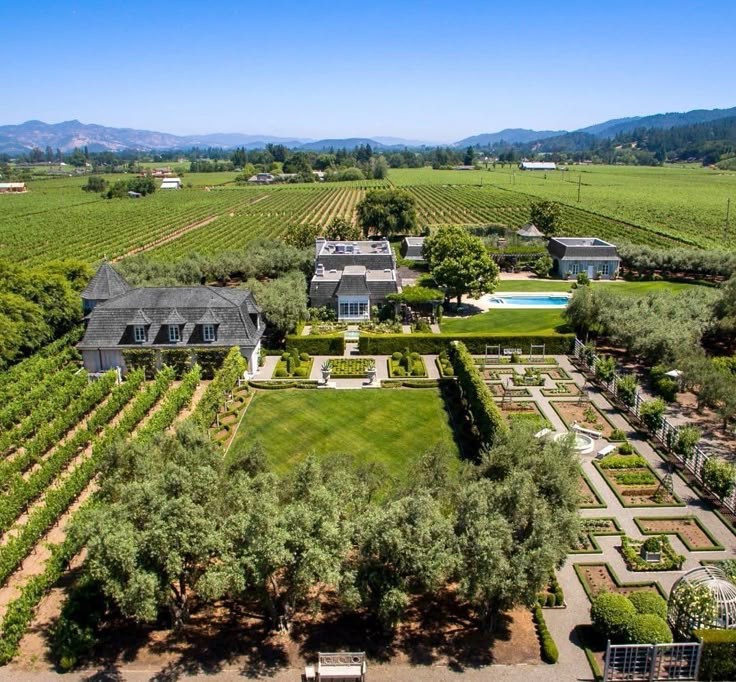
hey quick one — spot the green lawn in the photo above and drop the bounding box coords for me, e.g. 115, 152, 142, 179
228, 389, 459, 478
496, 279, 706, 294
441, 309, 569, 334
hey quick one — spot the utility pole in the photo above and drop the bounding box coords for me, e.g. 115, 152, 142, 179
577, 174, 582, 202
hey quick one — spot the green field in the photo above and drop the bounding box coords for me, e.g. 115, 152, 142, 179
1, 164, 734, 265
228, 389, 460, 477
440, 309, 569, 334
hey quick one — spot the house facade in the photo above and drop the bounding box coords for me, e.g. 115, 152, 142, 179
78, 263, 263, 374
309, 239, 399, 320
547, 237, 620, 279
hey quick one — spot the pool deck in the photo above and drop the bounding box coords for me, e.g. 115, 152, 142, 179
466, 291, 571, 311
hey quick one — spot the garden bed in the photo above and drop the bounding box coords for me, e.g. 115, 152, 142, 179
272, 356, 314, 379
595, 454, 684, 507
487, 383, 531, 397
550, 400, 616, 439
387, 350, 427, 378
499, 401, 550, 431
619, 535, 685, 571
578, 470, 606, 509
574, 562, 666, 601
634, 516, 723, 551
541, 381, 582, 397
328, 358, 375, 378
571, 517, 622, 553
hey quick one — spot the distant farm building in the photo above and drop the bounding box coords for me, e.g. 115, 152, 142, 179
519, 161, 557, 171
451, 165, 476, 171
0, 182, 27, 193
516, 223, 545, 239
160, 178, 182, 190
248, 173, 275, 184
400, 236, 425, 260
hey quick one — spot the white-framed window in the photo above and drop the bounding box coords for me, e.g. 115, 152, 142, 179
168, 325, 181, 343
133, 325, 146, 343
203, 324, 216, 342
339, 301, 369, 318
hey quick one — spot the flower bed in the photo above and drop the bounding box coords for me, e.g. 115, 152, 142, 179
574, 563, 666, 602
634, 516, 723, 551
571, 517, 623, 553
328, 358, 375, 378
309, 322, 348, 335
595, 453, 683, 507
620, 535, 685, 571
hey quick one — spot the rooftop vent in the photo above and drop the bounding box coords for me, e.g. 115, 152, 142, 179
316, 264, 325, 276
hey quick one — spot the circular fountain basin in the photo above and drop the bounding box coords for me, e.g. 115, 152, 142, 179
553, 431, 595, 455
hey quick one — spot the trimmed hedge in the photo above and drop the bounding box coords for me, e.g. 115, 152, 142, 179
284, 334, 346, 355
590, 592, 636, 642
695, 629, 736, 681
359, 332, 574, 355
448, 341, 508, 447
627, 591, 668, 620
249, 380, 319, 390
533, 605, 559, 663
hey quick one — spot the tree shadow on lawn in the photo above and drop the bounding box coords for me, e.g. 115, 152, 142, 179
291, 589, 512, 671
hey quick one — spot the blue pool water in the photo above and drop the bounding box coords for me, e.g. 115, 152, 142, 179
486, 293, 570, 308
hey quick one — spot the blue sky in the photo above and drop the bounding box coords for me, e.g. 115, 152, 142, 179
1, 0, 734, 141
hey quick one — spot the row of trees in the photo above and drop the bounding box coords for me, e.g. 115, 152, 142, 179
74, 422, 579, 635
618, 244, 736, 280
0, 259, 91, 369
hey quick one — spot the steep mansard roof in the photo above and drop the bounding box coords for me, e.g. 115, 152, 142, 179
78, 286, 262, 349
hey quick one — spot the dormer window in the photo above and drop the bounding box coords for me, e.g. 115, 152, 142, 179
168, 325, 181, 343
133, 325, 146, 343
203, 324, 216, 342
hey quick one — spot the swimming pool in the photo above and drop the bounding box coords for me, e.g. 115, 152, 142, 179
484, 292, 571, 308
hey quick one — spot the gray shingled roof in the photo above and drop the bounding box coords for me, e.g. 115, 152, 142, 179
79, 286, 262, 350
336, 273, 371, 297
547, 237, 619, 260
81, 262, 131, 301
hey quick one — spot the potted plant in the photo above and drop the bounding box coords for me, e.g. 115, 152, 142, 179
641, 536, 663, 563
321, 361, 331, 383
366, 359, 377, 384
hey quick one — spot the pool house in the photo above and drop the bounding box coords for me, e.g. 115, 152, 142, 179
547, 237, 620, 280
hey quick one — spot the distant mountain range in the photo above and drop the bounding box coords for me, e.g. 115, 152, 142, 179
1, 106, 735, 154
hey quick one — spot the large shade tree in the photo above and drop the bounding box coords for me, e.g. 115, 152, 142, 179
356, 189, 418, 236
422, 226, 499, 306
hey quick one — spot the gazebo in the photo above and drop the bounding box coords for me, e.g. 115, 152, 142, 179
667, 566, 736, 637
516, 223, 544, 239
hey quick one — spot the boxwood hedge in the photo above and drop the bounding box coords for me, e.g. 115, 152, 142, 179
358, 332, 574, 355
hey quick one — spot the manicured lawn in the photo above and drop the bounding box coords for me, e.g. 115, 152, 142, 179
441, 309, 569, 334
496, 279, 706, 295
228, 389, 459, 478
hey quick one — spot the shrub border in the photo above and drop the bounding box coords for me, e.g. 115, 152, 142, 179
570, 517, 624, 554
579, 468, 607, 509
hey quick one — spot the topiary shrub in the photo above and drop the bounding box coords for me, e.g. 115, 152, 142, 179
293, 367, 308, 378
625, 613, 672, 644
546, 592, 556, 607
391, 351, 402, 362
590, 592, 636, 642
299, 353, 310, 362
281, 352, 290, 361
274, 368, 288, 378
627, 591, 667, 620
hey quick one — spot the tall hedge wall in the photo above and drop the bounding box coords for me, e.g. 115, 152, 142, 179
284, 334, 346, 355
358, 332, 574, 355
696, 629, 736, 681
448, 341, 508, 447
189, 346, 247, 430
